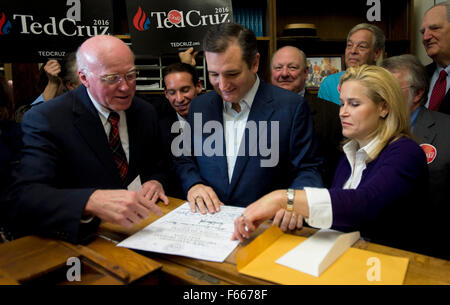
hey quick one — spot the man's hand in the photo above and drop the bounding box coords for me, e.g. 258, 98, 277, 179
178, 47, 198, 66
42, 60, 62, 101
84, 189, 163, 228
44, 60, 61, 83
187, 184, 223, 214
140, 180, 169, 206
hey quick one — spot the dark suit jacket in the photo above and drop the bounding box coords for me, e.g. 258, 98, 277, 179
5, 85, 169, 244
174, 81, 323, 207
0, 121, 22, 196
413, 106, 450, 260
330, 137, 429, 254
0, 121, 23, 235
426, 63, 450, 115
304, 92, 343, 188
139, 94, 185, 198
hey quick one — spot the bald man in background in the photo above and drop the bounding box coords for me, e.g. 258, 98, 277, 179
271, 46, 342, 187
4, 35, 169, 244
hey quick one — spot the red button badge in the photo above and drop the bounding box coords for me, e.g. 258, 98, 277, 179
420, 144, 437, 164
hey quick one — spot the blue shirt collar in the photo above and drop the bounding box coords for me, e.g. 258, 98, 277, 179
410, 107, 421, 131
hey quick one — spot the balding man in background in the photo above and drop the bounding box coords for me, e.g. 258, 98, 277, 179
271, 46, 342, 187
3, 35, 170, 244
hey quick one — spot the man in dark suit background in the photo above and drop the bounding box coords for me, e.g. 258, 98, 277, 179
4, 35, 169, 244
271, 46, 343, 187
174, 23, 323, 219
161, 63, 203, 148
420, 2, 450, 114
382, 54, 450, 260
153, 63, 203, 198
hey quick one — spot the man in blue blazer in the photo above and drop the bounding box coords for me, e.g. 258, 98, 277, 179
174, 23, 323, 214
4, 36, 170, 244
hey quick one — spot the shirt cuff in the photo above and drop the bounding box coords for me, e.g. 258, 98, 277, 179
304, 187, 333, 229
80, 216, 94, 224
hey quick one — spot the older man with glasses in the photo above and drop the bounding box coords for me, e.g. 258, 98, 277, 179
318, 23, 385, 105
3, 35, 170, 244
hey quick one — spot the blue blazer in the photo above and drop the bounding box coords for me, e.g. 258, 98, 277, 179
174, 81, 323, 207
5, 85, 169, 244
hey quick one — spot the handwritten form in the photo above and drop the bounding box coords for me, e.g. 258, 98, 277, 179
118, 202, 244, 262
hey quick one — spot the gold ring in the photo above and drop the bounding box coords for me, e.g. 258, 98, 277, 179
241, 213, 246, 219
195, 195, 202, 201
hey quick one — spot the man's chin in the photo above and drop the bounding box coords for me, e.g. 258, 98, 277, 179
221, 95, 237, 103
425, 48, 439, 59
110, 100, 133, 112
279, 84, 293, 91
346, 61, 360, 68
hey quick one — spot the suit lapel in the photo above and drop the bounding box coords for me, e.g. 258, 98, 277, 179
125, 102, 140, 185
72, 86, 123, 185
205, 93, 229, 183
439, 90, 450, 114
414, 107, 437, 144
227, 82, 275, 197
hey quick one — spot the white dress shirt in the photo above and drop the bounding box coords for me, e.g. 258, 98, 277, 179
87, 89, 130, 162
304, 137, 380, 228
176, 112, 187, 132
223, 76, 259, 183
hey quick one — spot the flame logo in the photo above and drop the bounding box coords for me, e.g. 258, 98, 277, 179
0, 12, 12, 35
133, 6, 150, 31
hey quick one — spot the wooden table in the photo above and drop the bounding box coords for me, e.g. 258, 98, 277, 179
0, 234, 162, 285
99, 197, 450, 285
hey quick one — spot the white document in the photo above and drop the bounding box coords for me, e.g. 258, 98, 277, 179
118, 202, 244, 262
127, 175, 142, 193
276, 229, 360, 277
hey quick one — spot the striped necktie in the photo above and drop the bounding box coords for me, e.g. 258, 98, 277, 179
107, 112, 128, 181
429, 69, 448, 111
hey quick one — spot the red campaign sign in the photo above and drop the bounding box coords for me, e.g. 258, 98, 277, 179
420, 144, 437, 164
125, 0, 233, 56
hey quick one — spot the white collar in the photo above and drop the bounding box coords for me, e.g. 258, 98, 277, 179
176, 113, 187, 122
86, 88, 126, 121
435, 63, 450, 73
223, 76, 259, 112
343, 137, 380, 163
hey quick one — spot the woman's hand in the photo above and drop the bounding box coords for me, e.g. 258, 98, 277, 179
273, 209, 303, 231
231, 190, 285, 242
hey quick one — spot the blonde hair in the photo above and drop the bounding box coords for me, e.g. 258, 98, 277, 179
339, 65, 412, 160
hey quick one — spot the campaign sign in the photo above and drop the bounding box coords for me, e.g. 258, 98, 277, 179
125, 0, 232, 56
0, 0, 113, 62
